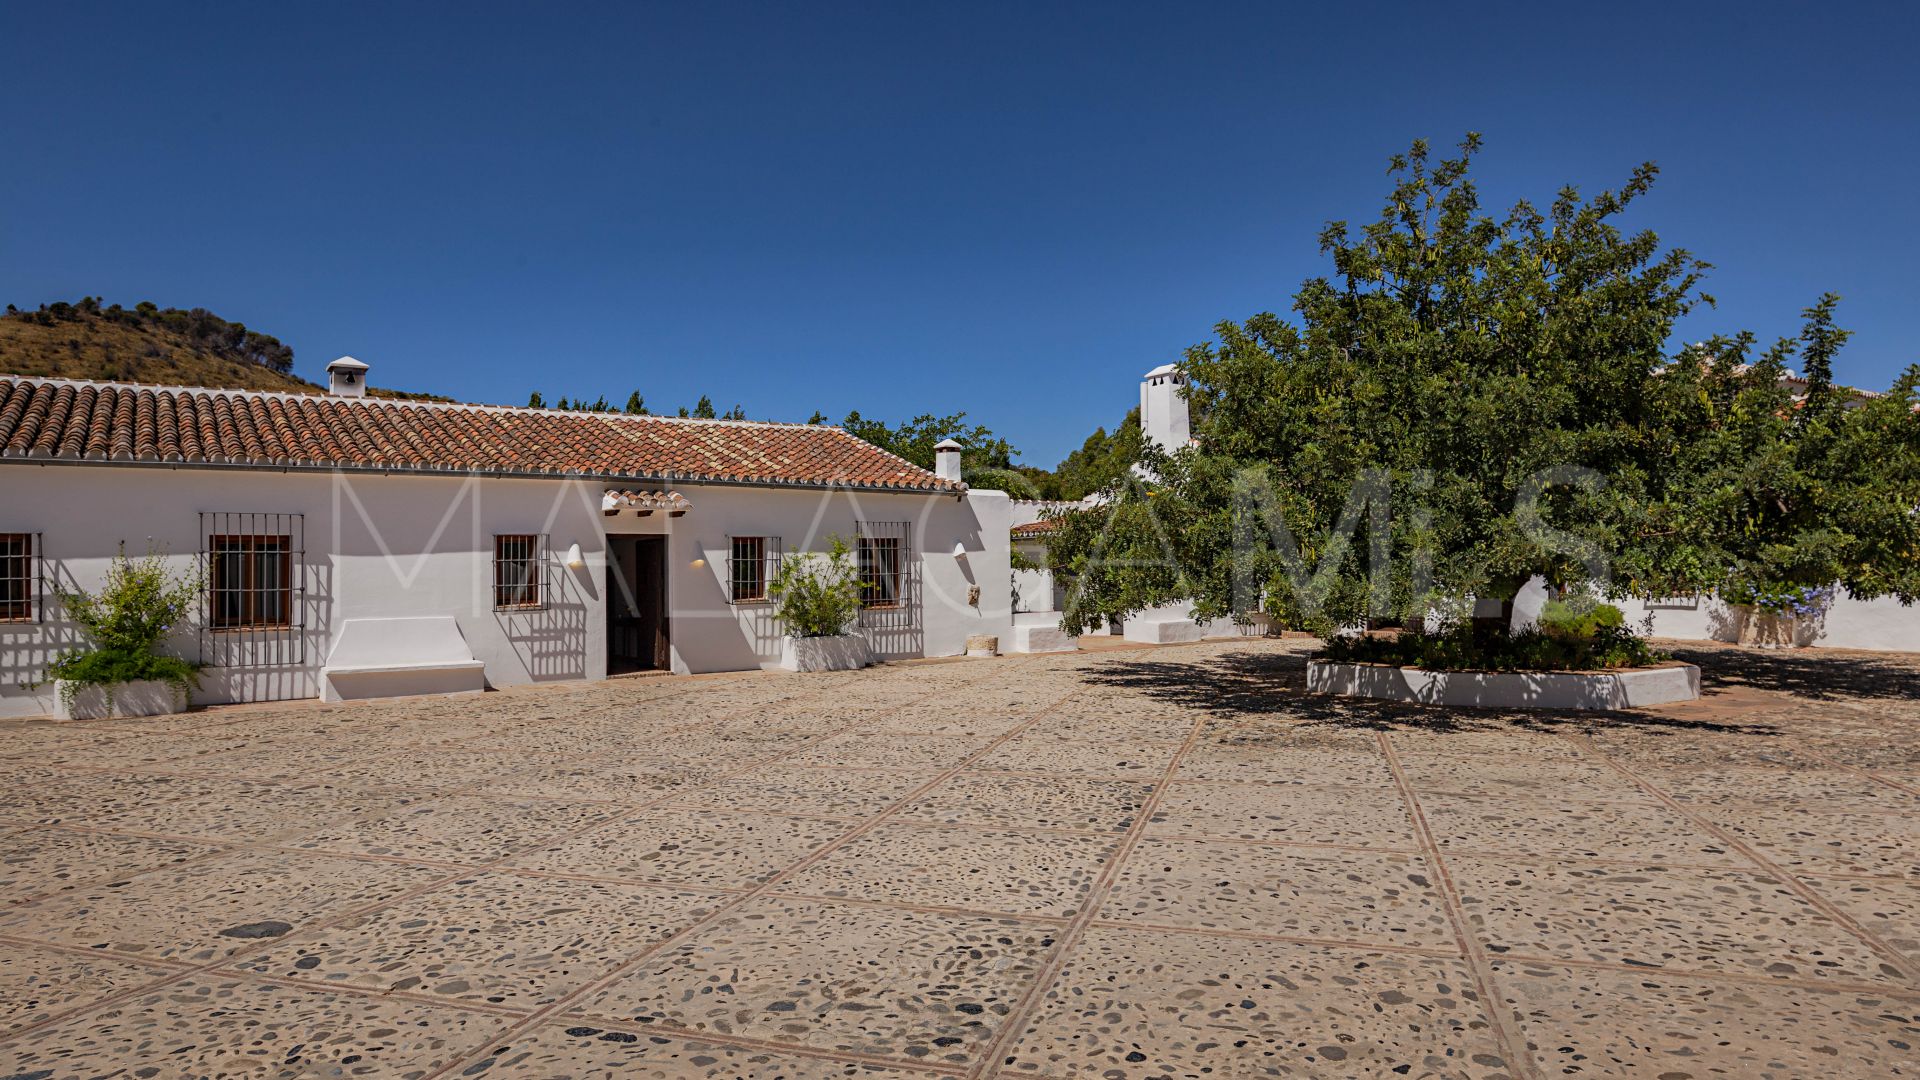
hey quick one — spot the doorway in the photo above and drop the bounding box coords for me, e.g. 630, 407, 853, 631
607, 536, 670, 673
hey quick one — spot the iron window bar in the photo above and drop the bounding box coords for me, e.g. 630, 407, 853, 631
200, 512, 306, 674
727, 535, 780, 604
855, 520, 914, 628
0, 533, 41, 624
493, 534, 548, 610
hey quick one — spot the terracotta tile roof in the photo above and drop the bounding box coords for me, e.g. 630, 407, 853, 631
603, 489, 693, 514
0, 376, 959, 493
1010, 519, 1060, 539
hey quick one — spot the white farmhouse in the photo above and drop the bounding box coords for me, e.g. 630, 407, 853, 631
0, 362, 1013, 718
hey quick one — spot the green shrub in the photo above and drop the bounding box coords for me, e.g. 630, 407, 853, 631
44, 546, 203, 713
1323, 609, 1662, 673
1537, 598, 1626, 640
769, 535, 862, 638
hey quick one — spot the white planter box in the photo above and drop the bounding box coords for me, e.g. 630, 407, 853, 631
1730, 606, 1820, 648
1307, 660, 1701, 710
52, 679, 189, 721
779, 635, 872, 673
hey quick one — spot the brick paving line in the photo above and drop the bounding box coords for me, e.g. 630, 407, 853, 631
657, 805, 1137, 839
1560, 731, 1920, 986
418, 668, 1087, 1080
1075, 918, 1468, 957
964, 711, 1217, 1080
1375, 730, 1545, 1080
1421, 784, 1920, 817
739, 889, 1080, 927
0, 657, 1027, 1051
1779, 740, 1920, 799
542, 1010, 973, 1077
1485, 948, 1920, 1001
1430, 845, 1903, 879
1158, 772, 1738, 813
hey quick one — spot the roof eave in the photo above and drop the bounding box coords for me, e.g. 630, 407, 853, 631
0, 450, 964, 495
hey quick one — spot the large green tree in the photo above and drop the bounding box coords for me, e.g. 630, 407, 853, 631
1648, 298, 1920, 608
1049, 136, 1920, 636
1052, 408, 1143, 501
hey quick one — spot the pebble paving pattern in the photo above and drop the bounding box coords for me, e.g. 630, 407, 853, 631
0, 638, 1916, 1078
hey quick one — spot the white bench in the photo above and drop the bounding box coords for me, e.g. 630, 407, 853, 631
321, 616, 487, 702
1007, 611, 1079, 654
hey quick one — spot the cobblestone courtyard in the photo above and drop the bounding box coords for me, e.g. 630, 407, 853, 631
1, 638, 1917, 1079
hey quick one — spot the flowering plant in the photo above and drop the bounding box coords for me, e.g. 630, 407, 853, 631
1723, 580, 1836, 617
44, 545, 204, 713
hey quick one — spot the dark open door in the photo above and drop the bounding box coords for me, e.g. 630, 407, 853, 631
607, 536, 670, 673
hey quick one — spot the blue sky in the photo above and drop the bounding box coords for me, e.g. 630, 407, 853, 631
3, 2, 1914, 466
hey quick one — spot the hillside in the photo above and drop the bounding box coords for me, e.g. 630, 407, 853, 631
0, 298, 448, 400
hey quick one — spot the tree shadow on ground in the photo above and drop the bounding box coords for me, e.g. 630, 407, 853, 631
1658, 642, 1920, 702
1080, 648, 1785, 737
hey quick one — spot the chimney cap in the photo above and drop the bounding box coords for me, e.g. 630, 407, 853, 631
1144, 363, 1179, 379
327, 355, 369, 372
934, 438, 964, 451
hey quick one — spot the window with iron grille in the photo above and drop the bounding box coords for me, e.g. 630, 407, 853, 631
199, 513, 307, 684
0, 533, 39, 623
856, 524, 907, 609
494, 534, 545, 610
209, 534, 293, 630
728, 536, 779, 603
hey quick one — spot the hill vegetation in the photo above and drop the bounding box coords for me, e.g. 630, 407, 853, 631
0, 298, 447, 400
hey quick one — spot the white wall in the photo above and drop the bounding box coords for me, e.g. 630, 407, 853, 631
0, 463, 1015, 716
0, 465, 611, 718
612, 483, 1010, 674
1513, 574, 1920, 652
1616, 591, 1920, 652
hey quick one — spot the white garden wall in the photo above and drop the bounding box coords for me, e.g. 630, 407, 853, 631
1614, 592, 1920, 653
1511, 575, 1920, 653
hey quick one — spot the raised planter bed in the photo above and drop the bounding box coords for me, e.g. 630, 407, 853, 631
779, 634, 872, 673
1307, 659, 1700, 710
53, 680, 189, 721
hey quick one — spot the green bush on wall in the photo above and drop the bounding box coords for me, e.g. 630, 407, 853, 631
769, 534, 863, 639
43, 545, 204, 713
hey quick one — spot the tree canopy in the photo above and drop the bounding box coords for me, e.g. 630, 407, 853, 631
1047, 136, 1920, 636
1650, 297, 1920, 608
838, 410, 1017, 471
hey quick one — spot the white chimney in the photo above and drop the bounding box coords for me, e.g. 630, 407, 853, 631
933, 438, 964, 483
1140, 363, 1191, 453
327, 356, 369, 398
